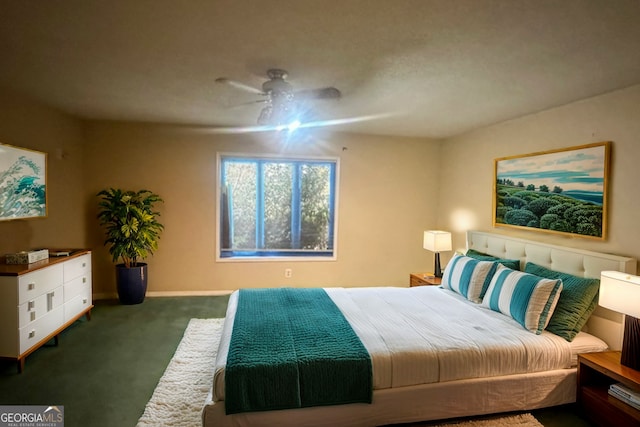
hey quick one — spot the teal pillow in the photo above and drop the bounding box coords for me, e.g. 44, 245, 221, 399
465, 249, 521, 271
524, 262, 600, 342
482, 264, 563, 334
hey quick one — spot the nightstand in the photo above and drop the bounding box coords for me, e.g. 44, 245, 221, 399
409, 273, 442, 287
577, 351, 640, 427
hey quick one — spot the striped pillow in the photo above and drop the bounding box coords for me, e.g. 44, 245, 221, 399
441, 255, 498, 303
481, 264, 563, 334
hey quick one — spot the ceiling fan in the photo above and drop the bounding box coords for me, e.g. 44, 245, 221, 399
215, 68, 342, 128
211, 68, 396, 134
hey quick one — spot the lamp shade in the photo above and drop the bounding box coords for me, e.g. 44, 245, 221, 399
423, 230, 452, 253
600, 270, 640, 370
600, 271, 640, 318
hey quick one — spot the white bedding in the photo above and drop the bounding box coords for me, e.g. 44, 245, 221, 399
204, 230, 633, 426
213, 286, 607, 401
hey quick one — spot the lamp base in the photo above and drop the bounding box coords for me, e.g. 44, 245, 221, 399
621, 315, 640, 371
434, 253, 442, 278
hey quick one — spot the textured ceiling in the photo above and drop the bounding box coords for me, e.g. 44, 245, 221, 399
1, 0, 639, 138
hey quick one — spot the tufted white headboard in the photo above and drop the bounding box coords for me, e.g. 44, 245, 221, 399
466, 230, 637, 350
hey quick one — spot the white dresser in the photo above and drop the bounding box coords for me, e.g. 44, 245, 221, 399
0, 250, 93, 372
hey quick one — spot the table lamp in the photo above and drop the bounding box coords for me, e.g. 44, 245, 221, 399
423, 230, 452, 278
599, 271, 640, 371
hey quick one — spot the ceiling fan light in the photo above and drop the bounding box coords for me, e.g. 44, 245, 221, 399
287, 120, 301, 131
258, 106, 272, 125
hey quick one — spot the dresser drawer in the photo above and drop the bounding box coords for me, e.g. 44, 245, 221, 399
64, 283, 92, 323
19, 305, 64, 354
18, 294, 47, 328
17, 264, 63, 305
64, 273, 91, 303
18, 286, 64, 328
63, 254, 91, 282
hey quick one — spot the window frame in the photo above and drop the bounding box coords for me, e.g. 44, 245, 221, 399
216, 152, 339, 262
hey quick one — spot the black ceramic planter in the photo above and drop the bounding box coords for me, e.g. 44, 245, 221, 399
116, 263, 148, 304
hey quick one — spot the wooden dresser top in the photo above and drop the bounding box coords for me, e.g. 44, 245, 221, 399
0, 249, 90, 276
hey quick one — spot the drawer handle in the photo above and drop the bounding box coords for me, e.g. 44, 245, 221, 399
28, 330, 35, 339
83, 277, 87, 283
28, 283, 35, 291
82, 262, 86, 267
82, 298, 88, 304
30, 311, 36, 322
47, 292, 55, 311
28, 301, 35, 311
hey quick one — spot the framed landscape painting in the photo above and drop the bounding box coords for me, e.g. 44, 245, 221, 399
493, 142, 610, 239
0, 143, 47, 221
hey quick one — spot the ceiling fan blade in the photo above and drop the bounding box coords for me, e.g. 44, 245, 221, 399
199, 112, 399, 134
229, 99, 269, 108
296, 112, 397, 129
198, 124, 287, 134
294, 87, 341, 100
215, 77, 265, 95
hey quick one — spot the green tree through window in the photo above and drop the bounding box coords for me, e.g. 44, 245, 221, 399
219, 156, 337, 258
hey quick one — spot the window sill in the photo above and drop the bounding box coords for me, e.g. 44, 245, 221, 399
216, 254, 337, 263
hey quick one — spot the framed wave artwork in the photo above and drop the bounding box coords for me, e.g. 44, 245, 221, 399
0, 143, 48, 221
493, 141, 610, 240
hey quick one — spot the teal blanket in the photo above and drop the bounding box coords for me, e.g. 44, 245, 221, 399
225, 288, 372, 414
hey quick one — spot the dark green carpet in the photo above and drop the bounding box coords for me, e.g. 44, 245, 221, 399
0, 296, 229, 427
0, 295, 594, 427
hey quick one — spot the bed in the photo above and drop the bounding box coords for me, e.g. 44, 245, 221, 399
202, 230, 637, 426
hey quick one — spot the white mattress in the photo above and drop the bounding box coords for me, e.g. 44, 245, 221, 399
213, 286, 607, 401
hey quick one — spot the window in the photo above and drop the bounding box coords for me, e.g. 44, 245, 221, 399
218, 155, 338, 260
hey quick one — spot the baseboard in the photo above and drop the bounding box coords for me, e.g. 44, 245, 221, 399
93, 292, 118, 300
92, 290, 233, 300
146, 290, 234, 297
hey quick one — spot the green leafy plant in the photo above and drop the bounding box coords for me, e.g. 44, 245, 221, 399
97, 188, 164, 268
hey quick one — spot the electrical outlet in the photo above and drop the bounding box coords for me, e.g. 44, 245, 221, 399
285, 268, 293, 278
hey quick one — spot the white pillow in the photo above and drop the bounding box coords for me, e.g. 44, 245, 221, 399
441, 254, 498, 303
481, 264, 563, 334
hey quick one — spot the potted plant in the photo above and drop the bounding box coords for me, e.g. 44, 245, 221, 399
97, 188, 164, 304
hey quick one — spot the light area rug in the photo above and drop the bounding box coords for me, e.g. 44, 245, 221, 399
136, 318, 542, 427
136, 318, 225, 427
430, 413, 542, 427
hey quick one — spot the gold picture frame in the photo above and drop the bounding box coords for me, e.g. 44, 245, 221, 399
0, 142, 48, 221
493, 141, 610, 239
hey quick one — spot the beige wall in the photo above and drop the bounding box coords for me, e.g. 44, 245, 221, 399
0, 87, 86, 255
4, 83, 640, 297
82, 123, 442, 296
439, 84, 640, 270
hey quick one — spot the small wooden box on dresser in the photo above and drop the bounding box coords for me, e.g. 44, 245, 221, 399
577, 351, 640, 427
0, 250, 93, 373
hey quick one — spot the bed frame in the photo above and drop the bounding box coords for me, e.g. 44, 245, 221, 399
202, 230, 637, 427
